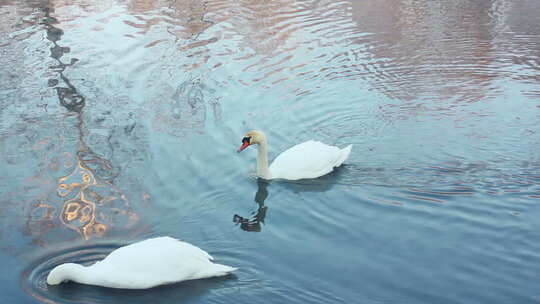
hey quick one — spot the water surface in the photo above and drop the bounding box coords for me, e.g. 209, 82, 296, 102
1, 0, 540, 303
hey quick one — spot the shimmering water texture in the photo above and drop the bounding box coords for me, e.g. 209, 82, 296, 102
1, 0, 540, 303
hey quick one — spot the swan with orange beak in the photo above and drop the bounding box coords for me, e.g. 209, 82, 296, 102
237, 130, 352, 180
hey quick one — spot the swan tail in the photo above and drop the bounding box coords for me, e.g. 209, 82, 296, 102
336, 144, 352, 167
195, 264, 238, 279
212, 263, 238, 275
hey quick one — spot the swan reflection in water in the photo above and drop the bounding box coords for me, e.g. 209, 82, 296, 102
233, 178, 269, 232
233, 168, 348, 232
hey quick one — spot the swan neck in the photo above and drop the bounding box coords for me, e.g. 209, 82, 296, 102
54, 263, 96, 285
256, 140, 270, 179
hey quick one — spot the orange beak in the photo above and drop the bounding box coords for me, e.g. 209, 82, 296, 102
237, 141, 250, 153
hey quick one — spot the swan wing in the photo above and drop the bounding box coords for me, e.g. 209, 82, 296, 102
269, 141, 352, 180
88, 237, 236, 289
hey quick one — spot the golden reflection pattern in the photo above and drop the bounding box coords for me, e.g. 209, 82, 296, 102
51, 153, 138, 239
57, 161, 97, 197
29, 151, 140, 241
33, 150, 140, 240
22, 5, 141, 241
56, 162, 100, 239
26, 152, 140, 241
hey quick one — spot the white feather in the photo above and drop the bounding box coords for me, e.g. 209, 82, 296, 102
46, 237, 237, 289
269, 141, 352, 180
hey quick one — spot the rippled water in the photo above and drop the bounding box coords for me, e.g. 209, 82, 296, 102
1, 0, 540, 303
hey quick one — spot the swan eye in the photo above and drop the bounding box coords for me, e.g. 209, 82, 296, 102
242, 137, 251, 144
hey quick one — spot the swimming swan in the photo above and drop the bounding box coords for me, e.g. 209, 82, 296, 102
46, 236, 237, 289
237, 130, 352, 180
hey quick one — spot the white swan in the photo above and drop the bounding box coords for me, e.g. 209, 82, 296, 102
237, 130, 352, 180
46, 236, 237, 289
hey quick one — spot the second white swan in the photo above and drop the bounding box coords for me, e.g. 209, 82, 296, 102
237, 130, 352, 180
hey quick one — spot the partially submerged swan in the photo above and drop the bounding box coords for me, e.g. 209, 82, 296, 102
237, 130, 352, 180
47, 236, 237, 289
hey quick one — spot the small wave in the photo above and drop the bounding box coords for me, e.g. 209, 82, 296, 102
21, 240, 123, 304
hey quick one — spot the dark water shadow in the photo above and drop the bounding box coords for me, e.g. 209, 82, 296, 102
21, 239, 236, 304
233, 167, 347, 232
44, 276, 234, 304
274, 165, 348, 193
233, 178, 269, 232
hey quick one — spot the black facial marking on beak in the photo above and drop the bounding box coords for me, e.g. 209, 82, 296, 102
238, 136, 252, 153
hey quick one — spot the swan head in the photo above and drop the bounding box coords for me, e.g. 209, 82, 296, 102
47, 263, 86, 285
237, 130, 266, 152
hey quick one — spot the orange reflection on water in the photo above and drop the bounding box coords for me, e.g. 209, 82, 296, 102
53, 159, 137, 240
57, 161, 97, 197
56, 161, 101, 239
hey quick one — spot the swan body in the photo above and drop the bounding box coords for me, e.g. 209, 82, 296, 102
238, 130, 352, 180
46, 237, 237, 289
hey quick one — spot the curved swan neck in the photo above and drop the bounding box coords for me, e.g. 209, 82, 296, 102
48, 263, 95, 285
256, 139, 270, 179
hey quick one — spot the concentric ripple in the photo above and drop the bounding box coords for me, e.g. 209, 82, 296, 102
20, 239, 237, 304
21, 241, 125, 304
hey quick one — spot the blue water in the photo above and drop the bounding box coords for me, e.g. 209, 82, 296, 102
1, 0, 540, 303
